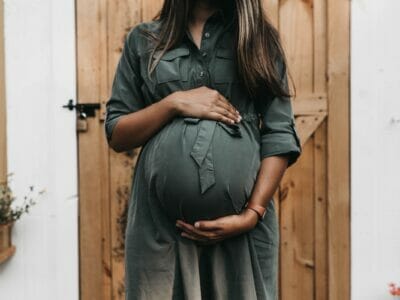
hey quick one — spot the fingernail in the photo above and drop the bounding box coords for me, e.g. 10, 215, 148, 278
194, 222, 200, 228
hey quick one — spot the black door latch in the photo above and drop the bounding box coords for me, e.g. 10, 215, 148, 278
62, 99, 100, 118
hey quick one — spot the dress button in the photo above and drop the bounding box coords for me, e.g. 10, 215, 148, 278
204, 32, 210, 38
201, 51, 207, 57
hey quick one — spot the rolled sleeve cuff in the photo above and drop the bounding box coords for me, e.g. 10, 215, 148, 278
104, 115, 124, 144
260, 126, 302, 168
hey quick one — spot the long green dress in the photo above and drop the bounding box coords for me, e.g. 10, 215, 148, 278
104, 7, 302, 300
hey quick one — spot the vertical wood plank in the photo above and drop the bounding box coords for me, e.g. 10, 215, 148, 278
77, 0, 111, 298
279, 1, 316, 299
313, 1, 329, 299
327, 0, 350, 299
314, 120, 328, 300
279, 0, 314, 95
0, 0, 6, 182
280, 140, 315, 300
314, 0, 327, 93
141, 0, 163, 21
264, 0, 280, 27
107, 1, 142, 299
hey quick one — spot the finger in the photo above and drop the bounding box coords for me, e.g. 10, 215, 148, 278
208, 111, 237, 125
215, 92, 230, 105
176, 220, 208, 238
194, 220, 222, 231
217, 94, 240, 116
177, 220, 219, 239
178, 223, 208, 240
216, 95, 240, 117
177, 220, 213, 237
213, 106, 240, 124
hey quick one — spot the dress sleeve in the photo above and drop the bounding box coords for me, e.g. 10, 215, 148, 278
104, 27, 146, 144
257, 55, 302, 168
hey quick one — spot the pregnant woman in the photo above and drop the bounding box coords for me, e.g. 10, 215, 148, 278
105, 0, 301, 299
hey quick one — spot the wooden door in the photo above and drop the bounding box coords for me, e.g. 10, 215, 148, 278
265, 1, 350, 300
76, 0, 350, 299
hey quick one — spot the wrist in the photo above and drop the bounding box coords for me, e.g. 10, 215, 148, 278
244, 201, 266, 221
164, 91, 183, 116
241, 208, 259, 228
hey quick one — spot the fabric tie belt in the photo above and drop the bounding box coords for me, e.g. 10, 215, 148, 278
183, 112, 259, 194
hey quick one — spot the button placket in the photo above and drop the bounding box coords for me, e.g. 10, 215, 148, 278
185, 18, 226, 88
196, 23, 214, 86
196, 68, 209, 87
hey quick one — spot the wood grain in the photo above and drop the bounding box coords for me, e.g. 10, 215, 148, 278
293, 94, 328, 116
141, 0, 163, 21
264, 0, 280, 27
276, 0, 349, 299
280, 140, 315, 300
280, 0, 314, 95
77, 0, 111, 298
313, 0, 327, 93
314, 120, 328, 300
296, 115, 327, 146
327, 0, 350, 299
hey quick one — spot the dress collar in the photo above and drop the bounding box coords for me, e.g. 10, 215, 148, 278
184, 7, 235, 44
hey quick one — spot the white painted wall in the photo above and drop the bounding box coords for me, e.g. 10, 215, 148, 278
351, 0, 400, 299
0, 0, 78, 299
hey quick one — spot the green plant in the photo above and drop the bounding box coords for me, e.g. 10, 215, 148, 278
0, 172, 46, 225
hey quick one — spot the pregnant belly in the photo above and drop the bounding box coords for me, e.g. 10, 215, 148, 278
143, 115, 261, 225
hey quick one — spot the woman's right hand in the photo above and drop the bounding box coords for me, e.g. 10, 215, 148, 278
170, 86, 242, 125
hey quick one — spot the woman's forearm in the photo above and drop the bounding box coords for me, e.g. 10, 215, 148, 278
108, 92, 180, 152
248, 155, 290, 208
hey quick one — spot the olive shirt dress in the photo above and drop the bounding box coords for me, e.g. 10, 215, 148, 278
104, 8, 301, 300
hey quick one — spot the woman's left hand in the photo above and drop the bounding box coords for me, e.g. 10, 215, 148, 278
176, 208, 259, 245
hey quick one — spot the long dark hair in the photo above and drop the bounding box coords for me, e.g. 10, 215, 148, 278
138, 0, 293, 100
